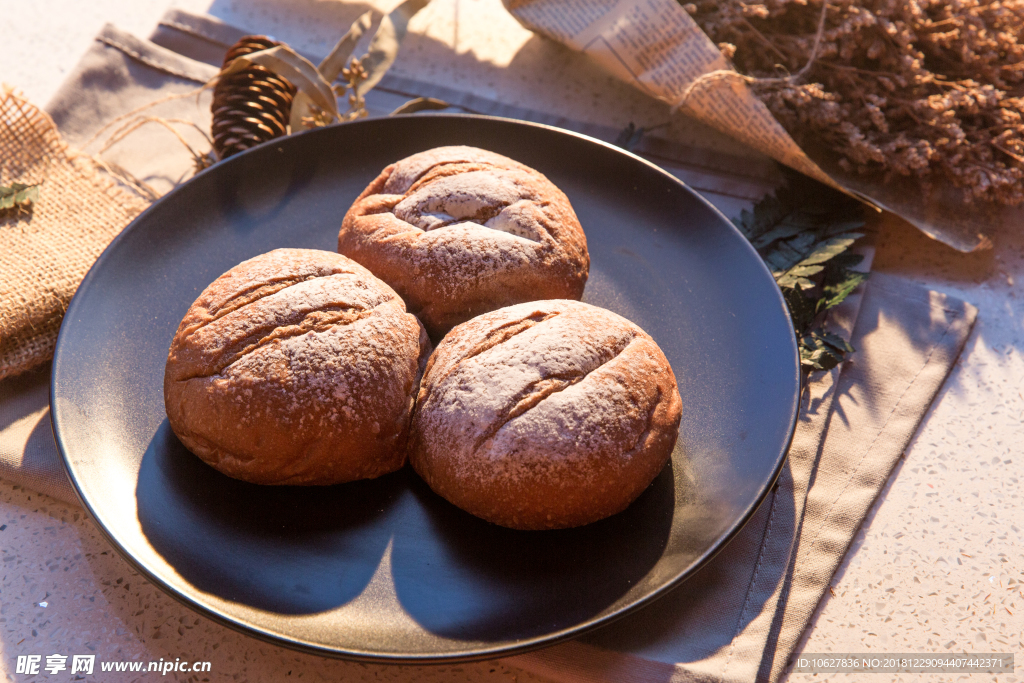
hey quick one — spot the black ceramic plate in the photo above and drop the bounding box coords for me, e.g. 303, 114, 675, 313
51, 115, 799, 662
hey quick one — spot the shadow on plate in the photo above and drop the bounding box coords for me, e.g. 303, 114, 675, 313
388, 461, 676, 641
137, 419, 676, 638
136, 420, 402, 614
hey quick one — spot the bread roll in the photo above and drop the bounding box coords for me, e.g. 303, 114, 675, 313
163, 248, 431, 485
410, 300, 681, 529
338, 146, 589, 339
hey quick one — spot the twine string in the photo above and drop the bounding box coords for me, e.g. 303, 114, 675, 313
672, 0, 830, 112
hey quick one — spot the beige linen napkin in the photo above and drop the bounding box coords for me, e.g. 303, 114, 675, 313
0, 12, 977, 683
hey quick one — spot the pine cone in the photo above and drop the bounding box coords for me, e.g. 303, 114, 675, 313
211, 36, 297, 160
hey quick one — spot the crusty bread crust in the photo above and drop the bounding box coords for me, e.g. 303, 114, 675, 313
163, 248, 431, 485
338, 146, 589, 340
409, 300, 682, 530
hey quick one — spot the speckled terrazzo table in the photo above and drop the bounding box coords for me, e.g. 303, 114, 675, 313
2, 1, 1022, 682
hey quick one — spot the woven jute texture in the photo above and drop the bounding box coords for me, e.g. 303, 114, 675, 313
0, 87, 150, 381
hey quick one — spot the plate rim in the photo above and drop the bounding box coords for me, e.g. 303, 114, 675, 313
50, 112, 801, 662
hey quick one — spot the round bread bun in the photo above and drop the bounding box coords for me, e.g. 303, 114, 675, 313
338, 146, 589, 340
163, 248, 431, 485
409, 300, 682, 530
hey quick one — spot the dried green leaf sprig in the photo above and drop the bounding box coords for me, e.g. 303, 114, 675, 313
611, 123, 865, 372
734, 175, 868, 373
0, 182, 40, 212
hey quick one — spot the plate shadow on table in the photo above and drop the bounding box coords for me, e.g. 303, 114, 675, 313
137, 420, 401, 614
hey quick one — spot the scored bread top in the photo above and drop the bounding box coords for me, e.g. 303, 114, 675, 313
338, 146, 590, 339
164, 248, 431, 485
168, 249, 399, 389
410, 299, 682, 529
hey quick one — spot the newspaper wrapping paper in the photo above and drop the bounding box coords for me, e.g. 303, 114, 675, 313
502, 0, 997, 253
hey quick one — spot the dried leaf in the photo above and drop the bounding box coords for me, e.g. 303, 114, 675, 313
782, 285, 817, 333
819, 269, 868, 312
734, 195, 785, 242
774, 233, 863, 289
290, 11, 375, 132
776, 263, 826, 291
222, 44, 339, 124
763, 231, 817, 273
390, 97, 450, 116
735, 174, 868, 373
0, 182, 40, 210
794, 233, 864, 267
800, 330, 855, 372
319, 11, 374, 82
290, 93, 318, 133
749, 213, 816, 251
356, 0, 432, 98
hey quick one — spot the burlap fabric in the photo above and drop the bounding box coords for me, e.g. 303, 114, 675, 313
0, 88, 149, 381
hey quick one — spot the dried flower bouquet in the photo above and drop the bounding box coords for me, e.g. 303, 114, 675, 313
689, 0, 1024, 206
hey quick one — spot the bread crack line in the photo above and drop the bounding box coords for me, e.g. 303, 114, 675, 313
392, 168, 547, 243
421, 310, 561, 401
403, 201, 509, 232
177, 302, 382, 382
402, 159, 510, 194
625, 384, 664, 458
471, 333, 640, 453
185, 270, 363, 336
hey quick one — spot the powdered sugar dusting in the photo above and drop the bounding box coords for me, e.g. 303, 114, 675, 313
175, 271, 391, 379
164, 248, 430, 484
382, 146, 532, 194
394, 170, 534, 233
414, 300, 671, 486
339, 146, 589, 337
178, 248, 382, 337
221, 297, 418, 426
